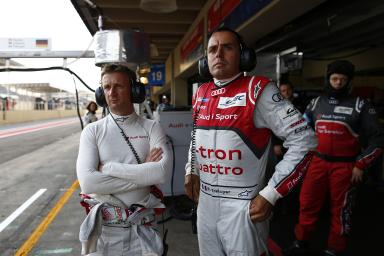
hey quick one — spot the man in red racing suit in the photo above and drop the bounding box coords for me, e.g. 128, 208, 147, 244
184, 27, 317, 256
285, 60, 384, 256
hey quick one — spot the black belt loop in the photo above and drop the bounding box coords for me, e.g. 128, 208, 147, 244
315, 152, 356, 162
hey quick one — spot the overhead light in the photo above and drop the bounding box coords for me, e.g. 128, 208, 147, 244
280, 46, 298, 56
140, 0, 177, 13
140, 76, 149, 84
139, 64, 151, 74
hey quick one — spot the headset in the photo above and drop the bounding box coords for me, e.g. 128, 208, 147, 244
95, 65, 146, 107
198, 27, 257, 78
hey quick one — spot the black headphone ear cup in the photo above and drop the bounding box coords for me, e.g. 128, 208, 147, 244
198, 57, 211, 79
131, 80, 146, 104
240, 47, 256, 72
95, 86, 107, 107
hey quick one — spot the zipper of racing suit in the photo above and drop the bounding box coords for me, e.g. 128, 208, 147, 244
213, 76, 271, 256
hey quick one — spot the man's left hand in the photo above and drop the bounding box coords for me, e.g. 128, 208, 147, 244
249, 195, 273, 223
351, 166, 363, 184
145, 147, 163, 162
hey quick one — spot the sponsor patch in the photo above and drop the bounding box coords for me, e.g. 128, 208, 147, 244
356, 98, 365, 112
328, 99, 339, 105
197, 97, 209, 102
334, 106, 353, 115
289, 119, 305, 128
218, 93, 246, 109
368, 108, 376, 114
272, 92, 283, 102
319, 114, 346, 120
211, 88, 226, 96
198, 113, 238, 121
253, 81, 261, 99
294, 125, 310, 134
238, 190, 253, 198
278, 106, 299, 121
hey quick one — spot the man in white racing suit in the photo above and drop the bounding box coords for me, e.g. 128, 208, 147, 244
184, 27, 317, 256
77, 64, 172, 255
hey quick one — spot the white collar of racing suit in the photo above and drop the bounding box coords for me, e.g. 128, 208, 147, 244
109, 111, 137, 124
213, 73, 243, 87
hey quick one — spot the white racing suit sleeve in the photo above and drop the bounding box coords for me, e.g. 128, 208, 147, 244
77, 126, 138, 195
101, 122, 173, 186
255, 83, 317, 205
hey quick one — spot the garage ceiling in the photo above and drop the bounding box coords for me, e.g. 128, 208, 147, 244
72, 0, 384, 73
254, 0, 384, 60
71, 0, 206, 64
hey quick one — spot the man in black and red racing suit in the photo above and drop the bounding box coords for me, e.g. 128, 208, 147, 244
285, 60, 384, 256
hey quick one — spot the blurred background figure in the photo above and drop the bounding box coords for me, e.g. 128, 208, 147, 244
279, 81, 295, 102
83, 101, 98, 126
156, 95, 172, 111
279, 81, 306, 113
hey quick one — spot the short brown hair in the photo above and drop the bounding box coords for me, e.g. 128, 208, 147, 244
279, 81, 293, 89
86, 101, 98, 111
101, 64, 136, 81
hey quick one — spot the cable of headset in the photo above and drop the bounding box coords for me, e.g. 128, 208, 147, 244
0, 67, 95, 93
0, 66, 95, 131
71, 76, 84, 130
188, 85, 210, 234
109, 111, 168, 255
110, 112, 142, 164
189, 110, 199, 234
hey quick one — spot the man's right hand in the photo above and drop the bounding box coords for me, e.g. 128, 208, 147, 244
273, 145, 284, 157
184, 174, 200, 203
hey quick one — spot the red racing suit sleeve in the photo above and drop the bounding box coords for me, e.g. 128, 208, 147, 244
354, 99, 384, 170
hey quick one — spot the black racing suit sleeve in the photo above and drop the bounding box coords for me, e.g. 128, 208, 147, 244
355, 100, 384, 170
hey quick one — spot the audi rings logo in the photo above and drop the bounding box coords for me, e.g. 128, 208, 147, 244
272, 93, 283, 102
211, 88, 226, 96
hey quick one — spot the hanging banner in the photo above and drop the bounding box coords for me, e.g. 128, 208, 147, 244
208, 0, 273, 33
180, 19, 204, 69
207, 0, 241, 33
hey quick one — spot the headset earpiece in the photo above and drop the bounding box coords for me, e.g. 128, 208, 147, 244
130, 80, 146, 103
95, 86, 107, 107
198, 57, 211, 79
239, 46, 256, 72
94, 79, 146, 107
